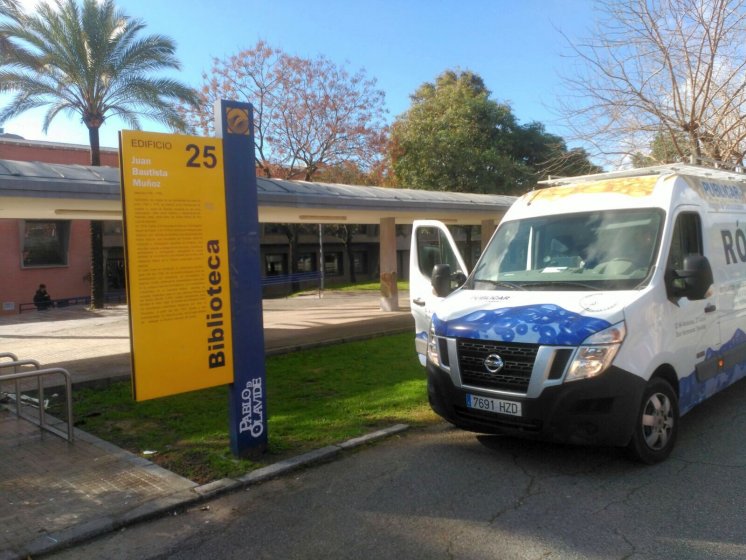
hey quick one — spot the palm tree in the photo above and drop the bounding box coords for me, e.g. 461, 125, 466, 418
0, 0, 21, 56
0, 0, 18, 18
0, 0, 198, 307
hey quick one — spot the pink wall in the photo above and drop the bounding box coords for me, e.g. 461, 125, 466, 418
0, 139, 114, 314
0, 219, 92, 314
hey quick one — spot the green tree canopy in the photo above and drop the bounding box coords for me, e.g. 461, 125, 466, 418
391, 70, 518, 194
631, 129, 692, 167
512, 122, 602, 180
390, 70, 599, 195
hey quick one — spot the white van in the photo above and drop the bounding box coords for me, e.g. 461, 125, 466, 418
410, 164, 746, 463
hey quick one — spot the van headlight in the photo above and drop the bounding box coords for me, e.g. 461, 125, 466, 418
565, 322, 626, 382
427, 322, 440, 366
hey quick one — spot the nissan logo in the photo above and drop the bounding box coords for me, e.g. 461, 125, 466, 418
484, 353, 504, 374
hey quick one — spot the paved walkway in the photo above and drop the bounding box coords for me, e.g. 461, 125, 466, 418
0, 292, 414, 559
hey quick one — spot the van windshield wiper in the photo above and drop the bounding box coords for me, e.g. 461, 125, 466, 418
473, 279, 527, 291
517, 280, 601, 291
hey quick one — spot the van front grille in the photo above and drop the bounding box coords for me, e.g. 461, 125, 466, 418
457, 338, 539, 393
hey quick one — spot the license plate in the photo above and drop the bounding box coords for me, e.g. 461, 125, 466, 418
465, 394, 522, 417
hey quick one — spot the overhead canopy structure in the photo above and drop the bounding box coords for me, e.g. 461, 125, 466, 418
0, 159, 516, 224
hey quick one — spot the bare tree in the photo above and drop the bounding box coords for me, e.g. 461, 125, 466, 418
274, 54, 387, 180
182, 41, 387, 181
560, 0, 746, 167
186, 41, 288, 178
182, 42, 388, 285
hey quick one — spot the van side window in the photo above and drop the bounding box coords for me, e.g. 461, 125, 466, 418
667, 212, 703, 270
416, 226, 463, 277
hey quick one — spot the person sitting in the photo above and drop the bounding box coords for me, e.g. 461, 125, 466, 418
33, 284, 53, 310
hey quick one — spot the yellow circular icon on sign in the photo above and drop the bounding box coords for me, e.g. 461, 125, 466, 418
226, 107, 250, 135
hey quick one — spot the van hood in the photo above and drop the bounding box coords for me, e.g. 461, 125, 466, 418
431, 290, 630, 345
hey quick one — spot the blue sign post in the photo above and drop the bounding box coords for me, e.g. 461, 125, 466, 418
216, 99, 268, 457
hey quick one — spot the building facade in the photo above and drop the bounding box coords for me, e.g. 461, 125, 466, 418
0, 137, 398, 313
0, 137, 120, 313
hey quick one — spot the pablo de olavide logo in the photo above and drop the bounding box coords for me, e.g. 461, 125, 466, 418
225, 107, 250, 135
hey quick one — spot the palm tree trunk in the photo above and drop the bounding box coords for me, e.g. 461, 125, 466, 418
90, 220, 104, 308
89, 125, 101, 166
88, 125, 105, 308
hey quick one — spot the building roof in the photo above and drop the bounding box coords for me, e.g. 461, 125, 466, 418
0, 159, 515, 224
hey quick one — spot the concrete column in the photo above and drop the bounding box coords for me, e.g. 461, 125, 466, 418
481, 219, 496, 252
379, 217, 398, 311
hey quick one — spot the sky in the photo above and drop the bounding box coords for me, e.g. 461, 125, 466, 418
3, 0, 598, 149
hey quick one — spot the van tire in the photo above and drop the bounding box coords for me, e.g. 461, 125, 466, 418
627, 377, 679, 464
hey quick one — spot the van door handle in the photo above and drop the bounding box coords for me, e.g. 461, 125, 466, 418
413, 298, 426, 307
705, 303, 717, 313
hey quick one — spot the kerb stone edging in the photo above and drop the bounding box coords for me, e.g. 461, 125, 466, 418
9, 423, 410, 559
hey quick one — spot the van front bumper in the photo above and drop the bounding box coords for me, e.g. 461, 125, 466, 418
427, 362, 647, 447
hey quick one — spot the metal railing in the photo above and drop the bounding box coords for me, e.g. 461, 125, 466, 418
261, 271, 323, 286
0, 353, 20, 408
0, 352, 74, 442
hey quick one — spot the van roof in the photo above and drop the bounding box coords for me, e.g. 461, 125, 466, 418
539, 163, 746, 187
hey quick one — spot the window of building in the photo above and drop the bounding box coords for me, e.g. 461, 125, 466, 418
263, 224, 287, 236
21, 220, 70, 267
265, 254, 287, 276
353, 251, 368, 274
103, 221, 123, 235
324, 252, 344, 275
296, 253, 317, 272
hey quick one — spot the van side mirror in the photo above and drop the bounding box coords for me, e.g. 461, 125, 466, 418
666, 254, 713, 300
432, 264, 467, 297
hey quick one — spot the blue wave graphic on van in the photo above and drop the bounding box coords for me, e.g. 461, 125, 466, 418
679, 328, 746, 415
433, 303, 611, 345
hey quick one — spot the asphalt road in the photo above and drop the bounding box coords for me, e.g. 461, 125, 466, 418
50, 378, 746, 560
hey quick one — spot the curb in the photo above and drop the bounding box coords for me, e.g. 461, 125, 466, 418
10, 423, 410, 559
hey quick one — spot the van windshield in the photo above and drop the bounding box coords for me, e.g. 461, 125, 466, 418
469, 209, 664, 291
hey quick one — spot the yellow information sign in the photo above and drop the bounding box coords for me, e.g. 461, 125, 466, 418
120, 130, 234, 401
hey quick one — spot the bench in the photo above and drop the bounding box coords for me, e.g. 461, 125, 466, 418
19, 296, 91, 313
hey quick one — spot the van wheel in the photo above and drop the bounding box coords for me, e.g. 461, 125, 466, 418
627, 378, 679, 464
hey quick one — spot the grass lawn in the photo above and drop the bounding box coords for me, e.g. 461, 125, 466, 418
329, 280, 409, 292
299, 280, 409, 293
66, 333, 436, 484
